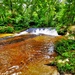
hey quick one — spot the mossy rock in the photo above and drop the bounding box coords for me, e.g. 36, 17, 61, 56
67, 26, 75, 35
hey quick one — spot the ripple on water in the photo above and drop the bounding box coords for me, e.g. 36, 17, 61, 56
0, 35, 62, 75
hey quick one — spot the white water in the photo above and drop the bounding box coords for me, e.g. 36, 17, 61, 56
14, 28, 59, 36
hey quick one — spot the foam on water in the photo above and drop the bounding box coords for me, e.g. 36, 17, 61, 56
14, 31, 28, 36
14, 28, 59, 36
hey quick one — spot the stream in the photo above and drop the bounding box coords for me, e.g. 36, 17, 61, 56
0, 28, 62, 75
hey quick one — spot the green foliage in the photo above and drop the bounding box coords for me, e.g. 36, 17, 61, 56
0, 26, 6, 33
0, 26, 14, 33
0, 0, 59, 32
0, 0, 75, 33
51, 39, 75, 74
5, 26, 14, 33
56, 25, 67, 35
55, 51, 75, 74
55, 39, 75, 54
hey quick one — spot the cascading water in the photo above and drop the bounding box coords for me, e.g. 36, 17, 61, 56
14, 28, 59, 36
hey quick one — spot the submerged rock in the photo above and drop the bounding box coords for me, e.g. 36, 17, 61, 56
0, 34, 62, 75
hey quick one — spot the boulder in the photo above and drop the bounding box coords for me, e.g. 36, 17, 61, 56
67, 25, 75, 35
65, 26, 75, 40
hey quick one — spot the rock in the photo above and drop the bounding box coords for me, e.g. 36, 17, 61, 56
65, 26, 75, 40
64, 74, 72, 75
67, 26, 75, 35
0, 34, 13, 38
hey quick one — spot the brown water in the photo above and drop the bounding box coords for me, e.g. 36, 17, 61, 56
0, 34, 62, 75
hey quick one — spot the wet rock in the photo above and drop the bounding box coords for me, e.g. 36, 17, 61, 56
0, 34, 13, 38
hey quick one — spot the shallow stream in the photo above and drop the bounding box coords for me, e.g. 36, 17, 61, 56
0, 28, 62, 75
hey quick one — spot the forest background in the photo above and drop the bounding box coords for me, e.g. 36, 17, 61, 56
0, 0, 75, 34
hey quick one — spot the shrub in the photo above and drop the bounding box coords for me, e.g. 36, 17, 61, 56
55, 39, 75, 54
0, 26, 6, 33
0, 26, 14, 33
6, 26, 14, 33
50, 39, 75, 74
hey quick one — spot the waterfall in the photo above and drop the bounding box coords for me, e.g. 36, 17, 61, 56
14, 28, 59, 36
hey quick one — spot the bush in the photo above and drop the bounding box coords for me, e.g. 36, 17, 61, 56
55, 39, 75, 54
55, 51, 75, 74
6, 26, 14, 33
0, 26, 14, 33
50, 39, 75, 74
0, 26, 6, 33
